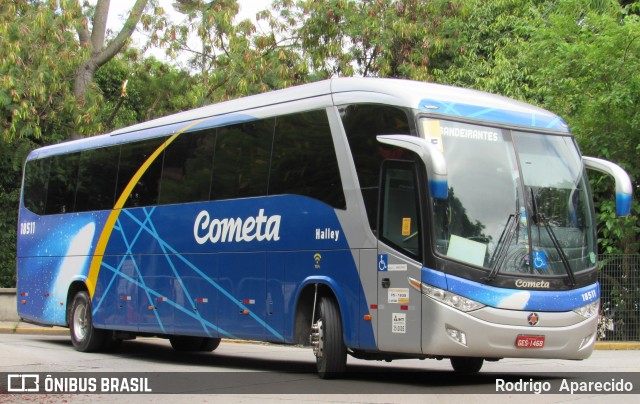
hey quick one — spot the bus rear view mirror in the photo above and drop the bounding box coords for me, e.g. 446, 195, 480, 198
582, 156, 633, 217
376, 135, 448, 199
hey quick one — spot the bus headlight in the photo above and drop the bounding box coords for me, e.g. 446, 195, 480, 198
408, 277, 485, 312
573, 299, 600, 319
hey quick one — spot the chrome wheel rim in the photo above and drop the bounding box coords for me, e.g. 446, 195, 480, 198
73, 302, 88, 341
312, 319, 324, 359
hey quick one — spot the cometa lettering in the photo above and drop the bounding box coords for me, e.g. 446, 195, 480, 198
515, 279, 550, 289
194, 209, 281, 244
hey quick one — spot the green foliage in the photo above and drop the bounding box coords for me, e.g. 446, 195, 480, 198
158, 0, 309, 103
521, 0, 640, 253
94, 51, 201, 129
280, 0, 461, 80
0, 137, 32, 288
0, 0, 103, 142
434, 0, 543, 99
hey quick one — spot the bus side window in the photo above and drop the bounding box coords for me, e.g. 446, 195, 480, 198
339, 104, 414, 230
75, 146, 119, 212
269, 110, 345, 209
117, 138, 165, 208
159, 128, 216, 205
210, 120, 273, 201
379, 160, 422, 260
23, 158, 50, 215
45, 153, 80, 214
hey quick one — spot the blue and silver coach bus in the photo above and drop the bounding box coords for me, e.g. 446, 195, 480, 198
17, 78, 632, 377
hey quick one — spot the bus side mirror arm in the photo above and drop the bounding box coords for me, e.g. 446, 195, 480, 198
582, 156, 633, 217
377, 135, 448, 199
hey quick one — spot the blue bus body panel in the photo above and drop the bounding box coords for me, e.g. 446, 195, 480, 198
17, 195, 376, 347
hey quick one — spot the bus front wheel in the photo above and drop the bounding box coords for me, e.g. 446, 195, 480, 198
450, 357, 484, 373
69, 291, 105, 352
311, 297, 347, 379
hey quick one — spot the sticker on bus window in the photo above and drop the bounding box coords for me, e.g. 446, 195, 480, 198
422, 119, 444, 153
402, 218, 411, 236
533, 250, 547, 270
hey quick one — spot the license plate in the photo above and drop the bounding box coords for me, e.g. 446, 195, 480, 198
515, 335, 545, 349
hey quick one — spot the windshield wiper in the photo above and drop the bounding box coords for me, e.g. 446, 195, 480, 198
484, 211, 518, 282
529, 188, 577, 286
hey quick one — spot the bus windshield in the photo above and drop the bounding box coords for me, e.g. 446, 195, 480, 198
421, 118, 597, 279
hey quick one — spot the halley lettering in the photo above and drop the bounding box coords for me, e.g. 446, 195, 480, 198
194, 209, 281, 244
315, 227, 340, 242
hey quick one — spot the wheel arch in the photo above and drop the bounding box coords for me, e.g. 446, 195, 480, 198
292, 276, 352, 347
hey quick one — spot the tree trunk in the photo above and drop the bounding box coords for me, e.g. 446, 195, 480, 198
73, 59, 98, 101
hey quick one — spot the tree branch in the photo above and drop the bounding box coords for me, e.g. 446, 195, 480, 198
91, 0, 111, 52
76, 15, 91, 47
94, 0, 148, 68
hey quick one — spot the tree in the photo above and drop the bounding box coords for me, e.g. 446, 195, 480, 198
275, 0, 461, 80
0, 137, 26, 288
0, 0, 98, 141
73, 0, 149, 101
519, 0, 640, 254
94, 51, 201, 129
433, 0, 543, 100
0, 0, 154, 141
159, 0, 309, 103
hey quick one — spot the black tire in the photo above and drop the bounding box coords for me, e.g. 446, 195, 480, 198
169, 335, 205, 352
314, 297, 347, 379
199, 337, 221, 352
450, 357, 484, 373
101, 332, 123, 351
69, 291, 105, 352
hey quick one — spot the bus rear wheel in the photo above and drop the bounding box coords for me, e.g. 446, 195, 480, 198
170, 336, 221, 352
311, 296, 347, 379
199, 337, 221, 352
69, 291, 105, 352
450, 357, 484, 373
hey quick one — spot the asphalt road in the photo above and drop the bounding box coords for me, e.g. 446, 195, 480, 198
0, 333, 639, 403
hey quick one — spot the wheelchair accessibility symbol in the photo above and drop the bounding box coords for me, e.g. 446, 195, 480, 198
533, 250, 547, 270
378, 254, 388, 272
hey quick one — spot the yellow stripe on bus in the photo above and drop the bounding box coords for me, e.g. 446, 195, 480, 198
86, 120, 204, 298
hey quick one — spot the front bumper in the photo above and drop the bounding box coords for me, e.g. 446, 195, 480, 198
421, 298, 597, 360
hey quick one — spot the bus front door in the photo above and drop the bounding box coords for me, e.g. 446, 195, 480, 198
376, 161, 423, 354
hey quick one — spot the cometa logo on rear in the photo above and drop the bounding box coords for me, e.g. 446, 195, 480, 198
515, 279, 550, 289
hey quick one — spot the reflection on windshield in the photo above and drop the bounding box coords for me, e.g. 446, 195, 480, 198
514, 132, 596, 276
422, 118, 596, 278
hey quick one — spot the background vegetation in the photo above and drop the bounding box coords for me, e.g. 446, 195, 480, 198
0, 0, 638, 290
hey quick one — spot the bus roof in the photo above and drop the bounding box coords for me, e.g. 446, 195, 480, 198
27, 78, 569, 160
